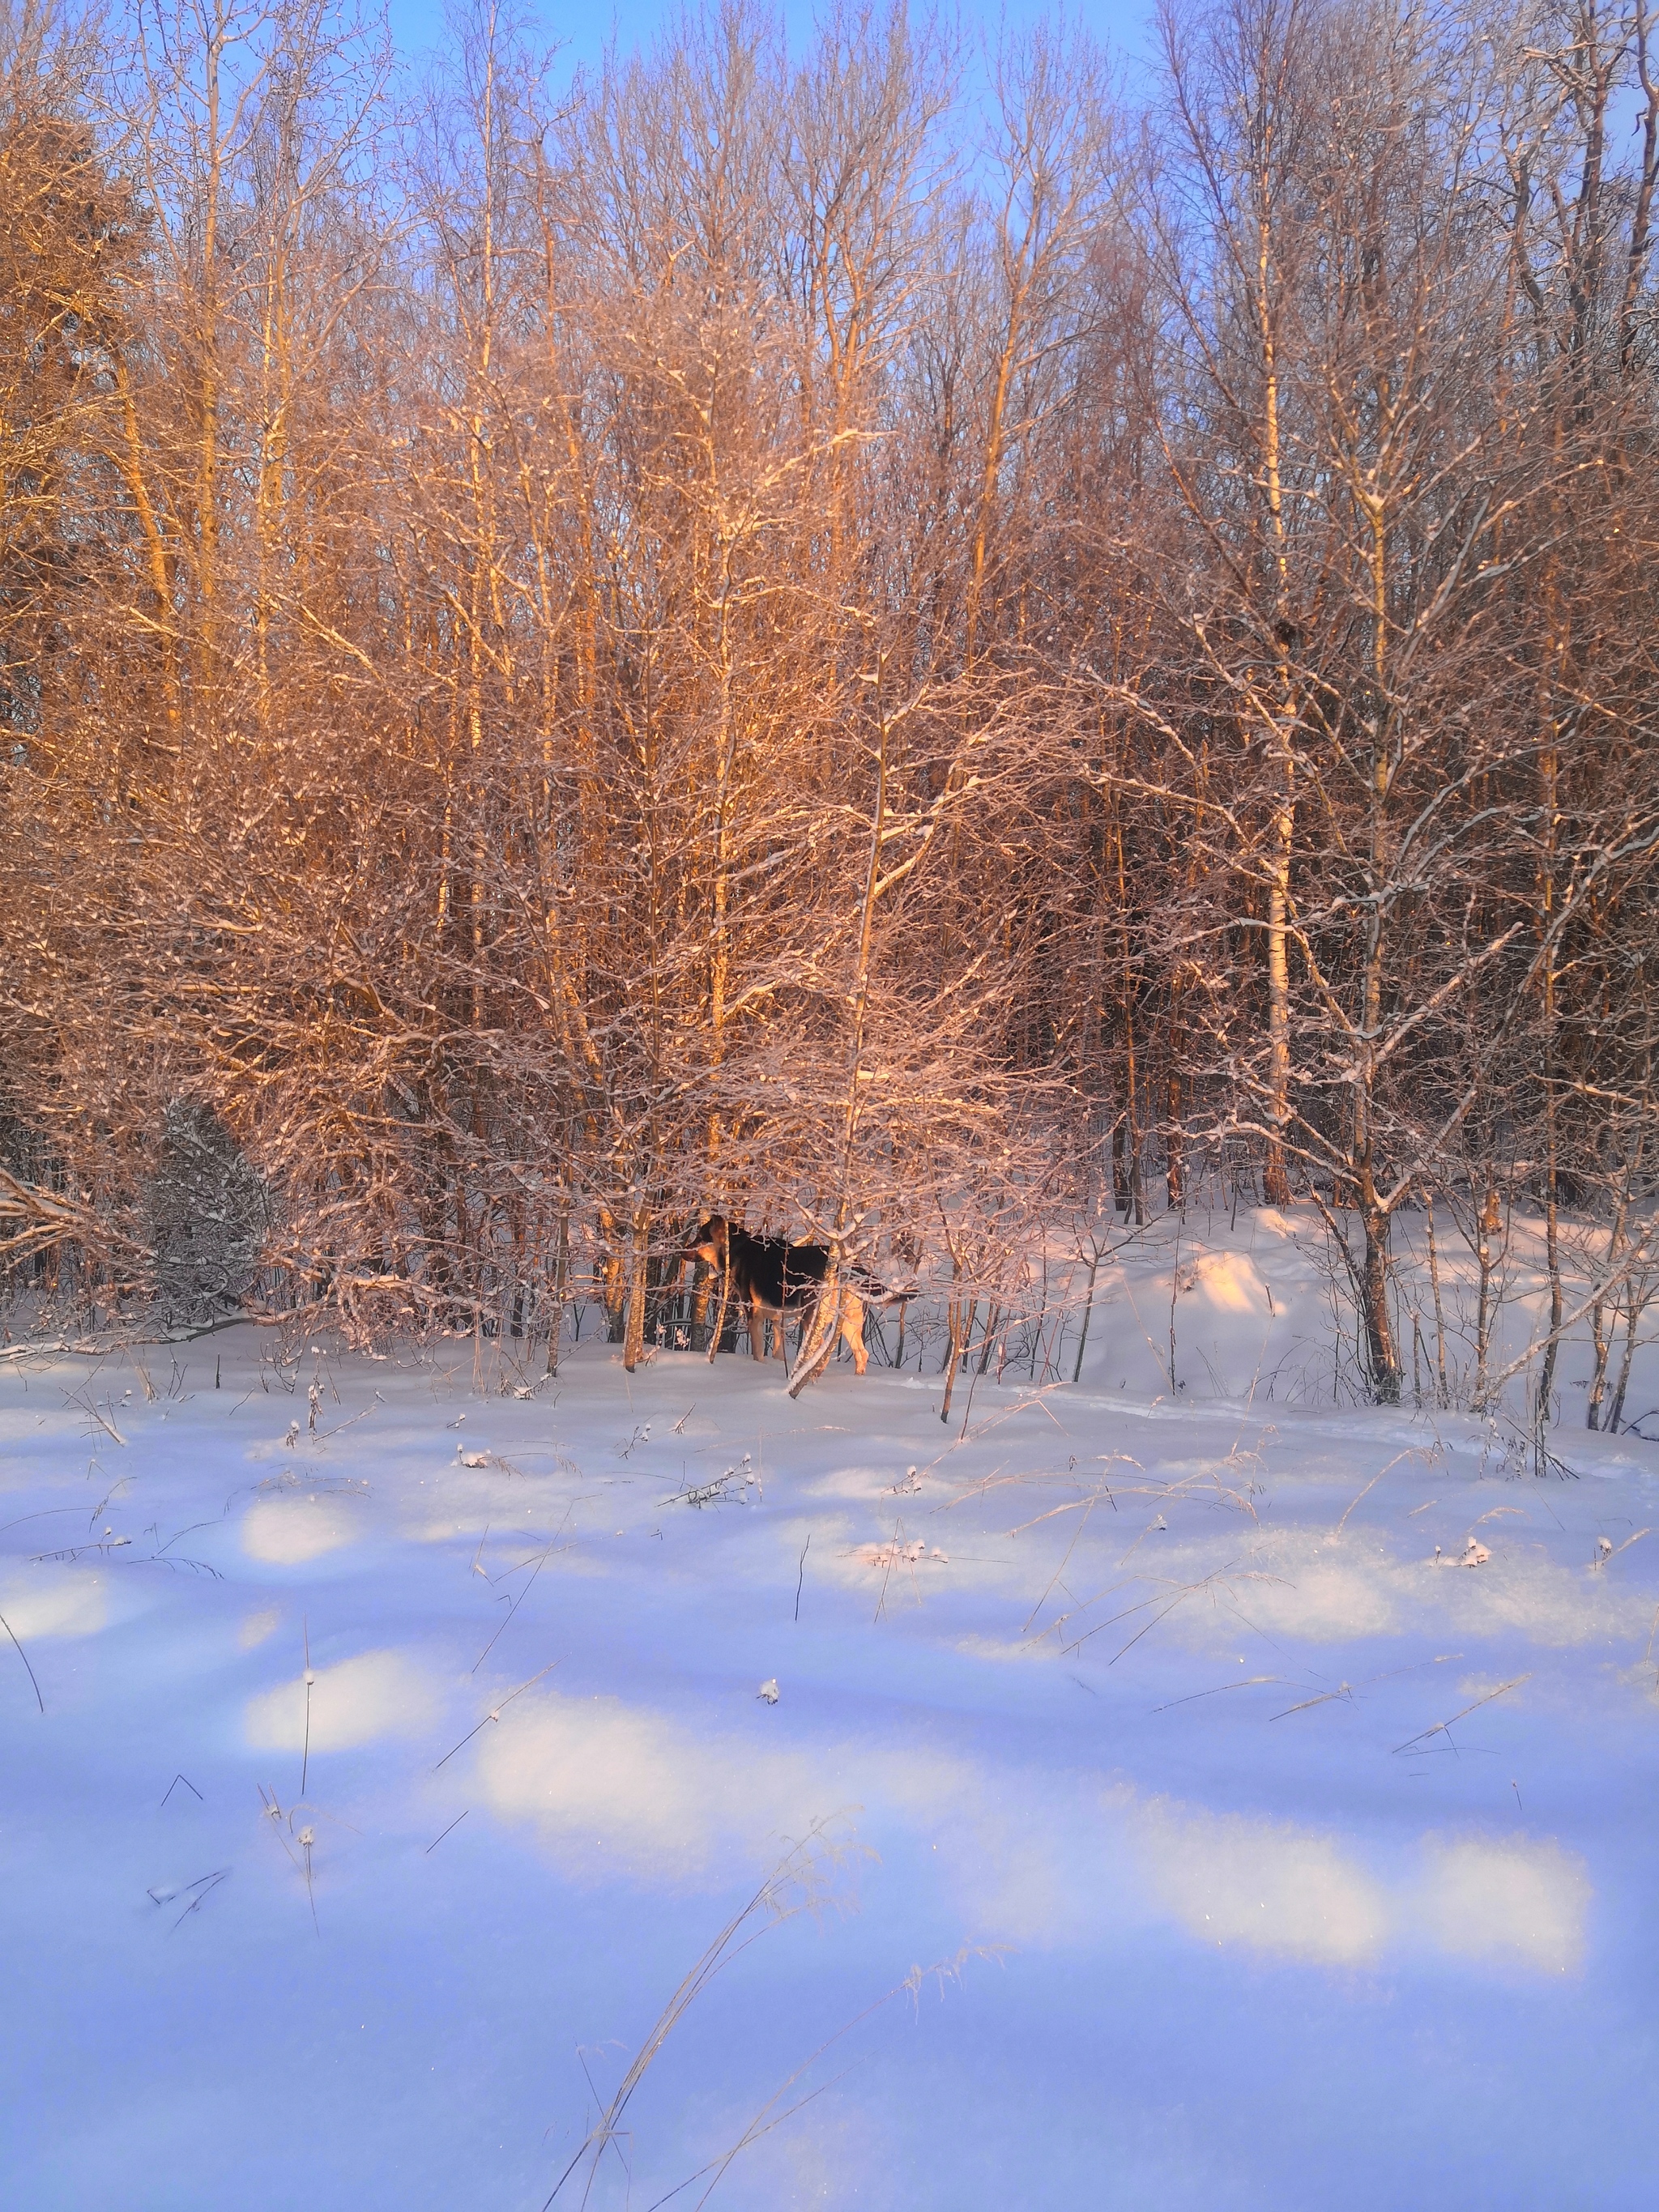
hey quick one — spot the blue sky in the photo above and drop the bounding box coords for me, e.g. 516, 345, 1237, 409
380, 0, 1161, 92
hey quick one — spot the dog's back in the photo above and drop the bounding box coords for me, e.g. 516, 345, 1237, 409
684, 1216, 866, 1371
688, 1218, 828, 1311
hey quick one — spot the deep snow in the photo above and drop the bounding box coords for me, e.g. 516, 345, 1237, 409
4, 1211, 1659, 2210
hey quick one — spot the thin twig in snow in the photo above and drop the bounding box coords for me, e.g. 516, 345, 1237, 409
0, 1609, 44, 1713
1150, 1675, 1286, 1713
433, 1662, 559, 1769
301, 1617, 313, 1796
1393, 1673, 1531, 1755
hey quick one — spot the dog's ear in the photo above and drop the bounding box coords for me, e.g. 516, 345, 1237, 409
688, 1216, 727, 1263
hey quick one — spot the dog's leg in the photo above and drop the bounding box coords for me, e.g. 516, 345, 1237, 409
747, 1294, 767, 1362
841, 1290, 869, 1375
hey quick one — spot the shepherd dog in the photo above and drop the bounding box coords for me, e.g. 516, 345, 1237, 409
684, 1216, 873, 1372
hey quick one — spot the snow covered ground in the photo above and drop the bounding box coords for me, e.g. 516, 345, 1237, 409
5, 1210, 1659, 2209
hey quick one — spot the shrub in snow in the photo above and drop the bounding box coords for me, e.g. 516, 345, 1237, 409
145, 1100, 270, 1324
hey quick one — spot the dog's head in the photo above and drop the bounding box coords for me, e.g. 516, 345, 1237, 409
684, 1216, 728, 1268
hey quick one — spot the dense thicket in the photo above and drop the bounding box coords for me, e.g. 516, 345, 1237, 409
2, 0, 1657, 1405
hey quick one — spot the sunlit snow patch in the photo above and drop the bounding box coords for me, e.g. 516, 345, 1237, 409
476, 1690, 822, 1882
1117, 1787, 1389, 1964
1416, 1549, 1652, 1649
1111, 1783, 1592, 1977
1218, 1539, 1399, 1643
1185, 1250, 1275, 1316
476, 1687, 1000, 1896
244, 1648, 437, 1752
1131, 1531, 1400, 1647
241, 1494, 363, 1564
1414, 1836, 1590, 1973
0, 1570, 107, 1639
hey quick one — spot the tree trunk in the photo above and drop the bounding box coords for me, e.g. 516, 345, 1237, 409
1359, 1205, 1401, 1404
621, 1201, 650, 1373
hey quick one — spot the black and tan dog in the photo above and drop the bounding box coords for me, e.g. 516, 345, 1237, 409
685, 1216, 872, 1372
